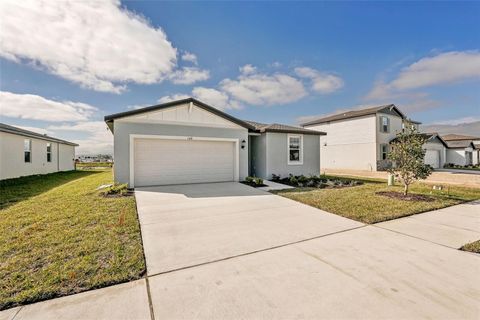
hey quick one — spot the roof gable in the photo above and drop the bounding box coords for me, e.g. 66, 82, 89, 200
105, 98, 254, 132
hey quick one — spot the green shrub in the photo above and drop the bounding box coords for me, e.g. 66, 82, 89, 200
100, 183, 129, 196
245, 176, 254, 183
254, 177, 263, 185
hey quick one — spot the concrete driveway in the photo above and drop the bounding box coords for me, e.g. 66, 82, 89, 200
134, 182, 362, 275
3, 184, 479, 319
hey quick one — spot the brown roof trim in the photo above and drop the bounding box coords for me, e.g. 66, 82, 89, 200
104, 98, 255, 130
263, 127, 326, 135
0, 123, 78, 146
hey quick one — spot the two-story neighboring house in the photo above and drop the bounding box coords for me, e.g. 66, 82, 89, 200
301, 104, 447, 171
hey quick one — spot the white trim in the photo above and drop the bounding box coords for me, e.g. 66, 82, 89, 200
287, 134, 304, 165
129, 134, 239, 188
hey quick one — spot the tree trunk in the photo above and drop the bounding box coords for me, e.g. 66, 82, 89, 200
404, 183, 409, 196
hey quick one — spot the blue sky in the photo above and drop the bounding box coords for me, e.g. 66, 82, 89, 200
1, 1, 479, 154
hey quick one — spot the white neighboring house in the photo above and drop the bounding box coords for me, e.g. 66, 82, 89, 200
301, 104, 447, 171
0, 123, 78, 180
441, 134, 480, 166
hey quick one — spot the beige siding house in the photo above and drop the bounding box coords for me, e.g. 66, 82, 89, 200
0, 123, 77, 180
302, 104, 446, 171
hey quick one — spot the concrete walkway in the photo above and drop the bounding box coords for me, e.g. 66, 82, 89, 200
2, 185, 479, 320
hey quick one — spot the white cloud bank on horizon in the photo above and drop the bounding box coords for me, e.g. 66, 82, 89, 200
0, 0, 208, 93
1, 91, 112, 154
0, 91, 97, 121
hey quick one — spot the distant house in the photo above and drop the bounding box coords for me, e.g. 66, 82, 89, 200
104, 98, 324, 187
441, 134, 480, 166
301, 104, 447, 171
0, 123, 78, 180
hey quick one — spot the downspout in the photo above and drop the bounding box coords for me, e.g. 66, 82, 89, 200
57, 142, 60, 172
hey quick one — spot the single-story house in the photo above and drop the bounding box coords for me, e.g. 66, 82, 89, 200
301, 104, 446, 170
104, 98, 325, 187
442, 134, 479, 166
0, 123, 77, 180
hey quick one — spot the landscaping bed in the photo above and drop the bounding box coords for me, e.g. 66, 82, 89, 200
272, 174, 363, 189
0, 170, 145, 310
443, 163, 480, 171
273, 175, 480, 224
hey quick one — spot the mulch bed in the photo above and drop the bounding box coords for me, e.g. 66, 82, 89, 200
240, 181, 268, 188
376, 191, 435, 202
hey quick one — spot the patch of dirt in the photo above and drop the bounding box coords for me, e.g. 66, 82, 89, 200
376, 191, 435, 202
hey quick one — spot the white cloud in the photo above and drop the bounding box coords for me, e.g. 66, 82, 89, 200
429, 116, 480, 126
239, 64, 257, 75
0, 0, 178, 93
0, 91, 97, 122
192, 87, 241, 110
421, 120, 480, 136
48, 121, 113, 155
391, 51, 480, 90
365, 51, 480, 108
294, 67, 344, 94
181, 51, 198, 65
157, 94, 191, 104
220, 72, 307, 105
168, 67, 210, 84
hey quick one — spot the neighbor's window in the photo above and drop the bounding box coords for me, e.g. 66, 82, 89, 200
380, 144, 389, 160
47, 143, 52, 162
24, 139, 32, 163
288, 134, 303, 164
380, 116, 390, 133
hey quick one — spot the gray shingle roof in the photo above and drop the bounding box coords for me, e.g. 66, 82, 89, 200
300, 104, 418, 126
0, 123, 78, 146
244, 120, 325, 135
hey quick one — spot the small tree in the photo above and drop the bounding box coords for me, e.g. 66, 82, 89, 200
387, 121, 432, 195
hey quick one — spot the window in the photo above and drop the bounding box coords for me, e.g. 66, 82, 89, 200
380, 116, 390, 133
24, 139, 31, 163
47, 143, 52, 162
288, 134, 303, 165
380, 144, 389, 160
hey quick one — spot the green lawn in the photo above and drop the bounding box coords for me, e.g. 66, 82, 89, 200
76, 162, 113, 168
273, 177, 480, 224
0, 170, 145, 310
460, 240, 480, 254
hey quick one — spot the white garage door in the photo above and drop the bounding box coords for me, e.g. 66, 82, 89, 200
424, 150, 440, 168
134, 138, 235, 187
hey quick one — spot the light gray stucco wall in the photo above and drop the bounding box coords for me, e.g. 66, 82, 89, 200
113, 121, 249, 186
250, 135, 266, 178
257, 132, 320, 180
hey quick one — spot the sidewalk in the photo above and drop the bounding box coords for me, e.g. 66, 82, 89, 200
323, 168, 480, 188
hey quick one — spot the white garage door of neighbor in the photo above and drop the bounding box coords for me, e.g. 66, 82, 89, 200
424, 149, 440, 168
134, 138, 235, 187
